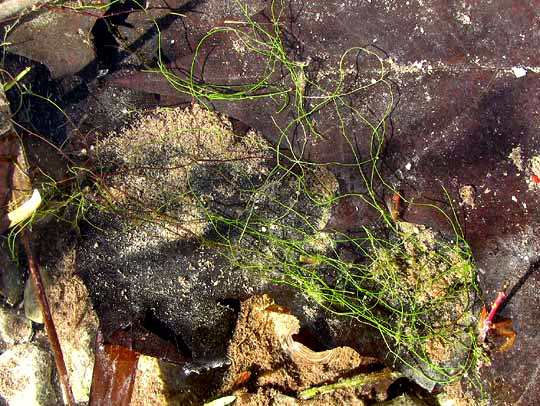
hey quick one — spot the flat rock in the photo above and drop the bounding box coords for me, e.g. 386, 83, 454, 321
7, 9, 98, 79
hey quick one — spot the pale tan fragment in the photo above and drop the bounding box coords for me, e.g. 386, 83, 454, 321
7, 189, 41, 228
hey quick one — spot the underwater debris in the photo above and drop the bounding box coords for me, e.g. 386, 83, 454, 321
7, 189, 42, 228
298, 369, 403, 401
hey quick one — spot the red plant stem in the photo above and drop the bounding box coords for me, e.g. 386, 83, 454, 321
22, 231, 75, 406
480, 281, 509, 342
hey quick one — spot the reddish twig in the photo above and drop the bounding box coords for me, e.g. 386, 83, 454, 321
10, 120, 76, 166
22, 231, 75, 406
479, 280, 509, 342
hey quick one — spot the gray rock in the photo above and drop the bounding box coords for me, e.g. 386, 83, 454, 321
0, 308, 32, 352
44, 264, 98, 404
21, 250, 97, 404
0, 343, 56, 405
23, 268, 51, 324
0, 242, 25, 306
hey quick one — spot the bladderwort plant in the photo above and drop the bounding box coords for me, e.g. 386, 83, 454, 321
145, 0, 486, 387
2, 0, 486, 390
40, 0, 484, 389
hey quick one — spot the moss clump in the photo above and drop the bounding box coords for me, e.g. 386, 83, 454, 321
87, 0, 483, 388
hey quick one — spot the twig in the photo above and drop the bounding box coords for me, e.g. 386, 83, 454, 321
298, 370, 403, 400
22, 231, 75, 406
479, 280, 509, 342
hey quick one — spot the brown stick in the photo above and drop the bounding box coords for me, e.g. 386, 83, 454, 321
22, 231, 75, 406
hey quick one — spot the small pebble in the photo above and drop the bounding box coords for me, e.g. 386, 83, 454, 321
512, 66, 527, 78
